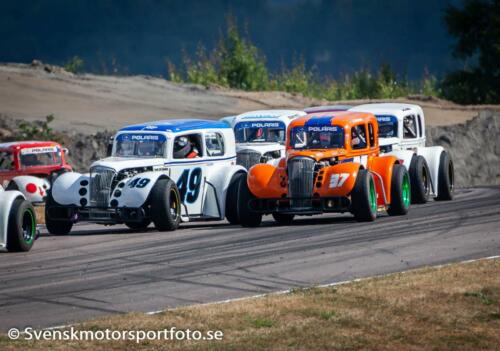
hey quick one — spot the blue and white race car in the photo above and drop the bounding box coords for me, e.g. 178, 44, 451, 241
45, 119, 247, 234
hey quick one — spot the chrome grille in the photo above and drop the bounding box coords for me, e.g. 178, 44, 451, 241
89, 166, 116, 208
288, 157, 315, 208
237, 150, 262, 170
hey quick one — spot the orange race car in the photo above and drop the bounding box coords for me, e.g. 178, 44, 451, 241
235, 111, 411, 226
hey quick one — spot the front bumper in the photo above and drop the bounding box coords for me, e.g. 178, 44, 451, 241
46, 205, 147, 224
249, 196, 351, 215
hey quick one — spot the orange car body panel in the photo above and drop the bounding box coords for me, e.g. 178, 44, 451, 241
248, 111, 397, 206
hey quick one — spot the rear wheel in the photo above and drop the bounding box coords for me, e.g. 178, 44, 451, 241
272, 213, 295, 225
7, 198, 36, 252
236, 174, 262, 227
409, 155, 430, 204
435, 151, 454, 201
150, 178, 181, 231
387, 164, 411, 216
45, 190, 73, 235
125, 219, 151, 230
225, 172, 244, 225
350, 169, 377, 221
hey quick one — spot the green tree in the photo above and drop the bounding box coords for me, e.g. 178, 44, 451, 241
441, 0, 500, 103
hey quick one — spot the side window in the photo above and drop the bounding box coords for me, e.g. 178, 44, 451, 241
0, 151, 14, 171
351, 124, 367, 150
368, 123, 375, 147
173, 133, 203, 159
403, 115, 418, 139
205, 132, 225, 157
417, 115, 423, 138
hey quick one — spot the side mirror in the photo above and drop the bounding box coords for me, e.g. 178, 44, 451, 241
62, 148, 69, 155
106, 137, 114, 157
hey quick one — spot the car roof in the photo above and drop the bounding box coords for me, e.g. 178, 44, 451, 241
350, 103, 423, 118
0, 141, 60, 150
289, 111, 376, 129
118, 119, 230, 133
235, 109, 306, 119
304, 105, 353, 113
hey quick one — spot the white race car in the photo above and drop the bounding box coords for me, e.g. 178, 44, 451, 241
0, 185, 37, 252
349, 103, 454, 203
45, 119, 247, 234
222, 110, 306, 169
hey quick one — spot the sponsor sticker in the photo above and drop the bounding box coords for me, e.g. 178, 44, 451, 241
235, 121, 284, 129
306, 126, 339, 132
117, 133, 166, 142
20, 146, 58, 155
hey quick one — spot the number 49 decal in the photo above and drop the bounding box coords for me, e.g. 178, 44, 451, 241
177, 168, 202, 203
329, 173, 349, 188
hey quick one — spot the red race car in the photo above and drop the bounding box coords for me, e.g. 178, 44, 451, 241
0, 141, 72, 203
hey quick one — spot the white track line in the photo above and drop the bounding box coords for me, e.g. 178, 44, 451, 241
43, 254, 500, 330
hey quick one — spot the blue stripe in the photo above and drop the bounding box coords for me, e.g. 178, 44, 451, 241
304, 115, 334, 127
164, 156, 236, 165
120, 119, 230, 133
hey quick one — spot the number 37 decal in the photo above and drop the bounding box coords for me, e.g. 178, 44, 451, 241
329, 173, 349, 188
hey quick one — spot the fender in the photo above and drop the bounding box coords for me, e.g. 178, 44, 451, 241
415, 146, 444, 196
0, 187, 26, 249
113, 171, 169, 208
9, 176, 50, 204
248, 163, 285, 199
204, 164, 246, 219
382, 150, 415, 172
52, 172, 90, 206
369, 155, 399, 205
319, 162, 362, 197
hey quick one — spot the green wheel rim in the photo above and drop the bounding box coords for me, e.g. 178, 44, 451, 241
402, 173, 410, 207
22, 208, 36, 244
169, 188, 181, 220
369, 178, 377, 213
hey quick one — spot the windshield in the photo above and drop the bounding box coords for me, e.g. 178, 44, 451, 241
376, 115, 398, 138
234, 121, 286, 143
290, 125, 344, 150
114, 133, 166, 158
20, 146, 62, 168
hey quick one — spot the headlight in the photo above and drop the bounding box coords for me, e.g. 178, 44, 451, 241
261, 150, 281, 163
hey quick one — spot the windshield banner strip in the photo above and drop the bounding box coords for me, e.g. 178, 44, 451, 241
116, 133, 167, 142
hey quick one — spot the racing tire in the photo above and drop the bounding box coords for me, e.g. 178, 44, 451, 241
272, 213, 295, 225
387, 164, 411, 216
125, 219, 152, 231
45, 190, 73, 235
350, 169, 377, 222
225, 172, 244, 225
7, 198, 36, 252
409, 155, 430, 204
435, 151, 454, 201
236, 174, 262, 227
150, 178, 181, 231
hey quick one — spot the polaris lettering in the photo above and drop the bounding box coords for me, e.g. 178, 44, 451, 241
250, 122, 280, 128
306, 126, 338, 132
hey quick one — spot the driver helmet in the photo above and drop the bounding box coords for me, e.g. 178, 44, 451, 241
174, 136, 191, 158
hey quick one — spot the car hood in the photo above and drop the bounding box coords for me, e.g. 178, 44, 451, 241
236, 143, 285, 155
90, 157, 166, 172
287, 148, 348, 161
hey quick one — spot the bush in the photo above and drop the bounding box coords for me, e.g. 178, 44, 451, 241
64, 56, 85, 74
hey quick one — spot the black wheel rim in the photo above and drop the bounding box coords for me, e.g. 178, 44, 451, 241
169, 189, 180, 220
22, 209, 36, 244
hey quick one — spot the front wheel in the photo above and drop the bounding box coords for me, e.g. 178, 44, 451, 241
387, 164, 411, 216
435, 151, 454, 201
409, 155, 430, 204
272, 213, 295, 225
225, 172, 244, 225
236, 174, 262, 227
351, 169, 377, 221
150, 178, 181, 231
45, 190, 73, 235
7, 198, 37, 252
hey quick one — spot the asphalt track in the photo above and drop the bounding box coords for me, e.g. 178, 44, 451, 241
0, 186, 499, 330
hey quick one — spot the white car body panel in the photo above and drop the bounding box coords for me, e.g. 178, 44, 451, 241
350, 103, 445, 197
0, 186, 26, 249
8, 175, 50, 203
50, 119, 245, 226
227, 109, 306, 169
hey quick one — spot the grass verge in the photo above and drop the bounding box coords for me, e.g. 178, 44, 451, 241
1, 258, 499, 350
